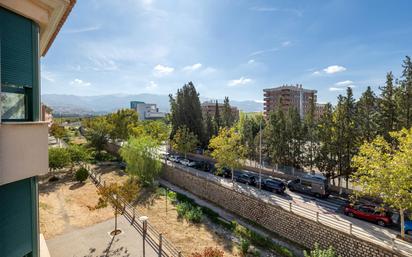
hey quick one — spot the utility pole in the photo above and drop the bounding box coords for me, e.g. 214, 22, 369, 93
259, 111, 263, 190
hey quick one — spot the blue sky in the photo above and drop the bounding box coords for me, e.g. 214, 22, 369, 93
41, 0, 412, 104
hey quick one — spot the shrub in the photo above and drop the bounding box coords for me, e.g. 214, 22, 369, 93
75, 167, 89, 182
185, 206, 203, 223
239, 238, 250, 256
304, 243, 339, 257
190, 247, 224, 257
176, 202, 192, 218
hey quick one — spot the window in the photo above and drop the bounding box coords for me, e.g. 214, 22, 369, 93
1, 84, 28, 120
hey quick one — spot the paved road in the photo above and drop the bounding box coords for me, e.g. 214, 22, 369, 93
165, 160, 412, 256
47, 216, 158, 257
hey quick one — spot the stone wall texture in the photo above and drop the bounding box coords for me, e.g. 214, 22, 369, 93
162, 166, 404, 257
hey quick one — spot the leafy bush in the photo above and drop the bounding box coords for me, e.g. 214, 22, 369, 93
75, 167, 89, 182
190, 247, 224, 257
239, 238, 250, 255
176, 202, 192, 218
185, 206, 203, 223
304, 244, 339, 257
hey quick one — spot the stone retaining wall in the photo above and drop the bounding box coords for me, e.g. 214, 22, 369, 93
162, 166, 403, 257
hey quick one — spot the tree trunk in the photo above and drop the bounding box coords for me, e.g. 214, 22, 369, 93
114, 208, 118, 232
400, 209, 405, 239
231, 168, 234, 183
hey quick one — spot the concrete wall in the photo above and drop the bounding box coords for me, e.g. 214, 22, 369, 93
162, 166, 403, 257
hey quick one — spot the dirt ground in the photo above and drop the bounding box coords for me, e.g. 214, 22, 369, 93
39, 163, 128, 239
39, 163, 243, 256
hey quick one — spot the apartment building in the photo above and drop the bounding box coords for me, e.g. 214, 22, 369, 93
0, 1, 75, 257
263, 84, 317, 118
201, 101, 239, 120
130, 101, 166, 120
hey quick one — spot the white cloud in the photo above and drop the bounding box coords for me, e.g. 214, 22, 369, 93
335, 80, 353, 86
70, 79, 91, 87
312, 71, 321, 76
145, 81, 158, 90
329, 87, 345, 92
228, 77, 253, 87
153, 64, 174, 76
248, 59, 255, 64
249, 48, 278, 57
41, 71, 56, 82
182, 63, 202, 72
282, 41, 291, 47
63, 25, 101, 34
323, 65, 346, 74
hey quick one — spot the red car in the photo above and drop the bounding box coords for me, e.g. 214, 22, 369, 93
344, 204, 392, 227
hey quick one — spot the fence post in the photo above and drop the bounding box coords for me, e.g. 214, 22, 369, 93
289, 202, 292, 212
349, 223, 352, 235
158, 234, 163, 257
132, 208, 135, 224
316, 212, 319, 223
178, 251, 182, 257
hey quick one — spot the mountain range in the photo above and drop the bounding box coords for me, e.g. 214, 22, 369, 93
41, 94, 263, 116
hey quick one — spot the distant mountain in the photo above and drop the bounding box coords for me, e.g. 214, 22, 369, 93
41, 93, 263, 115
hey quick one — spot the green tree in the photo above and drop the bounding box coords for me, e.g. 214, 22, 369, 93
48, 147, 71, 176
303, 96, 318, 170
222, 96, 235, 127
90, 181, 139, 234
264, 109, 288, 166
83, 116, 111, 157
131, 120, 170, 144
120, 135, 163, 186
171, 126, 199, 158
356, 86, 378, 143
50, 123, 67, 146
169, 82, 205, 146
67, 144, 91, 168
397, 56, 412, 129
352, 128, 412, 239
204, 112, 215, 145
214, 100, 221, 133
209, 127, 245, 182
378, 72, 398, 140
237, 112, 260, 165
107, 109, 139, 141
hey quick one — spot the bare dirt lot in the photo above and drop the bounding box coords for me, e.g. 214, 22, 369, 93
39, 163, 242, 256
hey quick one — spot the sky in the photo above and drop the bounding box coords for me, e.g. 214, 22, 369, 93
41, 0, 412, 104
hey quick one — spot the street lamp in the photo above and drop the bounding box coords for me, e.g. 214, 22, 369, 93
139, 216, 149, 257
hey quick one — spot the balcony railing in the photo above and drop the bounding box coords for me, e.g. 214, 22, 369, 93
0, 121, 48, 186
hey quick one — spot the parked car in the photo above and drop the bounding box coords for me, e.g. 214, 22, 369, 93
119, 162, 127, 170
169, 155, 183, 163
405, 219, 412, 235
235, 174, 257, 186
344, 204, 392, 227
192, 161, 211, 171
262, 179, 286, 194
215, 167, 231, 178
179, 159, 196, 167
287, 174, 330, 198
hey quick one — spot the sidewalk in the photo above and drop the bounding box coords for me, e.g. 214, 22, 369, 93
47, 215, 158, 257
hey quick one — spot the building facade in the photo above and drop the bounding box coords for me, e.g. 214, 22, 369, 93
263, 84, 317, 118
201, 101, 239, 120
0, 1, 75, 257
130, 101, 166, 120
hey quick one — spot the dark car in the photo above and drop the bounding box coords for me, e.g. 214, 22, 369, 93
235, 174, 257, 186
344, 204, 392, 227
215, 167, 231, 178
193, 161, 211, 172
262, 179, 286, 194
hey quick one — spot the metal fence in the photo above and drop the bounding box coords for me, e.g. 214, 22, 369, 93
166, 161, 412, 257
88, 169, 183, 257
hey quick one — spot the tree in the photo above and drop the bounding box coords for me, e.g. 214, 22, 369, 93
107, 109, 139, 141
303, 96, 318, 170
397, 56, 412, 129
169, 82, 205, 146
378, 72, 398, 140
204, 112, 215, 145
90, 180, 139, 235
67, 144, 91, 169
214, 100, 221, 133
356, 86, 378, 143
131, 120, 170, 144
352, 128, 412, 239
209, 127, 245, 182
264, 109, 288, 166
48, 148, 71, 178
222, 96, 234, 127
50, 123, 67, 146
120, 135, 163, 186
171, 126, 199, 158
237, 112, 260, 165
83, 116, 111, 157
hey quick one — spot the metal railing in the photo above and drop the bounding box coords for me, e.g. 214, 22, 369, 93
88, 169, 183, 257
166, 160, 412, 257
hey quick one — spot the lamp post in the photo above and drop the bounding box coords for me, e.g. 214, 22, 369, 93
139, 216, 149, 257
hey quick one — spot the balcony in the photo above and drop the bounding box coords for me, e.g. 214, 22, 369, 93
0, 121, 49, 186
